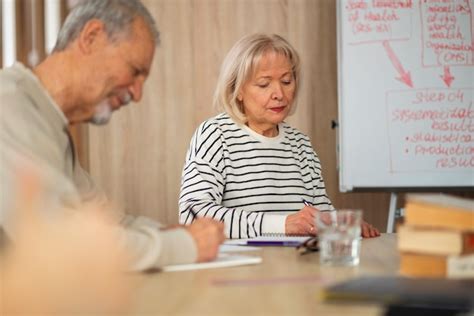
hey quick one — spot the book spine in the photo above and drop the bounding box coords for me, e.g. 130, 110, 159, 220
398, 227, 474, 256
404, 202, 474, 232
400, 253, 474, 278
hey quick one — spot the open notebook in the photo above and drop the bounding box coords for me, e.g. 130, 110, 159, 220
161, 253, 262, 272
225, 235, 310, 247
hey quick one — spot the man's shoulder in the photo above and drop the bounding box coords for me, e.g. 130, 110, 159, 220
0, 65, 63, 166
0, 63, 31, 94
0, 64, 38, 118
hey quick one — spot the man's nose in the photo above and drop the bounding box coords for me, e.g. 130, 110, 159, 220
129, 78, 144, 102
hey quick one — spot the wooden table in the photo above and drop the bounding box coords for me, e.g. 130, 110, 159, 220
130, 234, 399, 315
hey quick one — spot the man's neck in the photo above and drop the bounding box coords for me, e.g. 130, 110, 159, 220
33, 53, 77, 118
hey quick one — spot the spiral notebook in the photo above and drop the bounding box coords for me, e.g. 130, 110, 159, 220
224, 235, 310, 247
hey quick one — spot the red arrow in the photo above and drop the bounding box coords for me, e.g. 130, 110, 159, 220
382, 41, 413, 88
440, 66, 455, 87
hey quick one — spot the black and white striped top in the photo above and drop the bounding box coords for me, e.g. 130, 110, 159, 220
179, 113, 334, 238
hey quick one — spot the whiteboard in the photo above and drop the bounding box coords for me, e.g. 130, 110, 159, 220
337, 0, 474, 192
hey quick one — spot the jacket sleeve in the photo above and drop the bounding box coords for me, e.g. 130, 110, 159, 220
0, 97, 198, 271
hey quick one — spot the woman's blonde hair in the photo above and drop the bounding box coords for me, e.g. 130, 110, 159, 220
213, 34, 301, 124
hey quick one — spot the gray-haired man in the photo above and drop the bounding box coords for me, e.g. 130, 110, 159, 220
0, 0, 224, 271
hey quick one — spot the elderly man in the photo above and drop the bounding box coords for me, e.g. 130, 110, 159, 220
0, 0, 224, 271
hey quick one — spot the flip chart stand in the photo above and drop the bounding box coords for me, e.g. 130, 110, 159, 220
387, 192, 398, 233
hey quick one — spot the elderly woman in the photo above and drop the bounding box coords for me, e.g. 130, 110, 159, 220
179, 34, 379, 239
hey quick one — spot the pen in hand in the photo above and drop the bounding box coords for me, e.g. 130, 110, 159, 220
302, 199, 333, 212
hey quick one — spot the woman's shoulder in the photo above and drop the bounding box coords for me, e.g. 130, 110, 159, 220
196, 113, 239, 134
280, 122, 311, 144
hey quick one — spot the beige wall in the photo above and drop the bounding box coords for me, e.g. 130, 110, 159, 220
88, 0, 391, 229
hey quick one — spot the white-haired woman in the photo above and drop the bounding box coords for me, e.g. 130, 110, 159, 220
179, 34, 380, 239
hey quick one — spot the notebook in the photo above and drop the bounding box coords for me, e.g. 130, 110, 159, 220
224, 235, 310, 247
161, 253, 262, 272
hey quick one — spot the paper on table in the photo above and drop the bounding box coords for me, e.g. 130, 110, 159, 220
219, 244, 261, 252
161, 253, 262, 272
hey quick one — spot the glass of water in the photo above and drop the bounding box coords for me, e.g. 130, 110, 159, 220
316, 209, 362, 266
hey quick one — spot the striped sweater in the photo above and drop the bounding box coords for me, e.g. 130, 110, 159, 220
179, 113, 334, 238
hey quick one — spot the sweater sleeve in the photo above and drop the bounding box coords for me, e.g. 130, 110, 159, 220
179, 121, 265, 239
118, 215, 197, 271
306, 139, 335, 212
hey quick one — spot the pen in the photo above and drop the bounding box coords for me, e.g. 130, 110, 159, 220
246, 240, 303, 247
302, 199, 333, 212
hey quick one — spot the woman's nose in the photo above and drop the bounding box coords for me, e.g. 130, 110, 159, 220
271, 83, 284, 100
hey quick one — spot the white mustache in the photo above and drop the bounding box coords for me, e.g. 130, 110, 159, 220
120, 93, 132, 106
90, 92, 132, 125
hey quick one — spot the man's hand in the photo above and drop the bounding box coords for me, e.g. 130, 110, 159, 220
186, 218, 225, 262
285, 206, 317, 236
361, 220, 380, 238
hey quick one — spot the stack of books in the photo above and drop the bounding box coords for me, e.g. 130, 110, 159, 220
397, 194, 474, 278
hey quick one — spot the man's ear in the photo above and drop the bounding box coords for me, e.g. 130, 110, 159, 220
78, 19, 107, 54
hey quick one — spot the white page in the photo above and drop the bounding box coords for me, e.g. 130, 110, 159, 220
161, 253, 262, 272
219, 244, 261, 252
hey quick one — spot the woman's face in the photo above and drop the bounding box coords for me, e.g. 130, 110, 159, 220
238, 51, 296, 137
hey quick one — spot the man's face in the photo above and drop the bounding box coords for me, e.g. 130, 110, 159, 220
86, 17, 155, 125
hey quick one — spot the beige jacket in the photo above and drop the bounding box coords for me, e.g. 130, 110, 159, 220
0, 63, 197, 271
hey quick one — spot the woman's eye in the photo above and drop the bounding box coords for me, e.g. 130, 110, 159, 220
282, 80, 292, 85
257, 83, 269, 88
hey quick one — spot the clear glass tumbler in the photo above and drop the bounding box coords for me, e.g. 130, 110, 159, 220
316, 209, 362, 266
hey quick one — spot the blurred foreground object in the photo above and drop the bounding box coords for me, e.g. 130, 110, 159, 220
0, 169, 132, 315
321, 276, 474, 314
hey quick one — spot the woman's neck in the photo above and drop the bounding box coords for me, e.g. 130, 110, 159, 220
246, 123, 279, 137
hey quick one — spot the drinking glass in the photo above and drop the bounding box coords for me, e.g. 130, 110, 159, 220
316, 209, 362, 266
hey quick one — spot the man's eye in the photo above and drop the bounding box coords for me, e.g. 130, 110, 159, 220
131, 67, 140, 76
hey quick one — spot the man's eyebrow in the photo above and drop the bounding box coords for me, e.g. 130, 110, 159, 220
132, 62, 150, 77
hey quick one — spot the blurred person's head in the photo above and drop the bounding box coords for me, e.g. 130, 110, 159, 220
213, 34, 300, 137
40, 0, 159, 125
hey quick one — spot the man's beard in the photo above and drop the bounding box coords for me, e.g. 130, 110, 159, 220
90, 100, 113, 125
90, 93, 132, 125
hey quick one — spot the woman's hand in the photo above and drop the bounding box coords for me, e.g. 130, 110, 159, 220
361, 220, 380, 238
285, 206, 317, 236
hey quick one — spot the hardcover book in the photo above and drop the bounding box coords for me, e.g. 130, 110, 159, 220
404, 194, 474, 231
400, 253, 474, 278
398, 226, 474, 256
